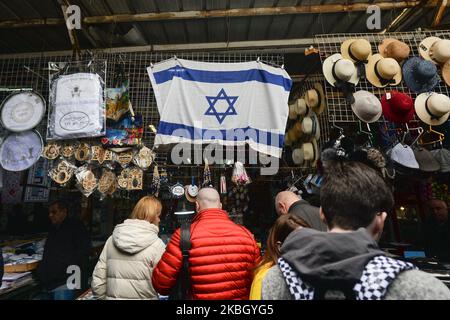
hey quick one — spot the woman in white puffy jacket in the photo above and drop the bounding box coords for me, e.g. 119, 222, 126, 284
91, 196, 166, 299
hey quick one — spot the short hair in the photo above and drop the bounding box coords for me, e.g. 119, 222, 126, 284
50, 200, 68, 213
320, 161, 394, 230
130, 196, 162, 223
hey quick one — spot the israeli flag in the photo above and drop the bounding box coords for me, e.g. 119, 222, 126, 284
147, 58, 292, 158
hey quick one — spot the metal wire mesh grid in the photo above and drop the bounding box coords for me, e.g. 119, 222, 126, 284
0, 51, 284, 166
314, 30, 450, 123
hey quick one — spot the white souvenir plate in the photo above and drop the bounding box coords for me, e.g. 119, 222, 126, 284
0, 130, 43, 171
1, 91, 46, 132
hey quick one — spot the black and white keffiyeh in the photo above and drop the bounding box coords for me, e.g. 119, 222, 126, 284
353, 255, 416, 300
278, 255, 416, 300
278, 257, 314, 300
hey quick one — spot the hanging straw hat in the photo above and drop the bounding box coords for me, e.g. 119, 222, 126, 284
351, 90, 382, 123
304, 83, 326, 115
415, 92, 450, 126
366, 54, 402, 88
419, 36, 450, 65
296, 98, 309, 116
402, 57, 440, 93
378, 38, 410, 63
381, 91, 415, 124
323, 53, 359, 87
292, 140, 319, 165
289, 103, 298, 120
341, 38, 372, 63
443, 59, 450, 87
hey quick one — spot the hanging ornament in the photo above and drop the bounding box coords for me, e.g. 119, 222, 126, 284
202, 158, 212, 187
150, 165, 160, 197
220, 174, 227, 195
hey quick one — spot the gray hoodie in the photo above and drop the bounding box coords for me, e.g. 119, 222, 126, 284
262, 228, 450, 300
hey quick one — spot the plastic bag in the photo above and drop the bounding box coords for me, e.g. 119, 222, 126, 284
47, 60, 106, 141
231, 161, 251, 185
101, 114, 143, 148
49, 159, 77, 186
133, 146, 154, 170
105, 80, 132, 121
75, 164, 98, 197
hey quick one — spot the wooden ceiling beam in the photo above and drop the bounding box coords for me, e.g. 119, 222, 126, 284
1, 1, 449, 28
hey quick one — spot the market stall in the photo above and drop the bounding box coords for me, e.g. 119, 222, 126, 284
0, 21, 449, 298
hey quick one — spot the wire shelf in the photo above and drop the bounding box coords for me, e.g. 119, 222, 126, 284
0, 51, 284, 167
315, 30, 450, 123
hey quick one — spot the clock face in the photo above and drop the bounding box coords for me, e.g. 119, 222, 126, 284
171, 184, 185, 198
188, 185, 199, 197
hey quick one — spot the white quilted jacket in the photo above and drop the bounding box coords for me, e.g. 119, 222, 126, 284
91, 219, 165, 300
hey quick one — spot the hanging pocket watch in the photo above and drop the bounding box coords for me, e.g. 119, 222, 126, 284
170, 182, 185, 199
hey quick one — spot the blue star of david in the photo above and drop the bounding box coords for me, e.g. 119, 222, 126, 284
204, 88, 238, 124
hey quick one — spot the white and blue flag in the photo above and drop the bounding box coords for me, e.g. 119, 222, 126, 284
147, 58, 292, 158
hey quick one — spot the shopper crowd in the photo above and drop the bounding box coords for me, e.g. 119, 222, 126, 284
26, 153, 449, 300
87, 154, 450, 300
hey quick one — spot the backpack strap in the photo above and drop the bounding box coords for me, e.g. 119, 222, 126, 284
353, 255, 417, 300
278, 257, 314, 300
179, 220, 192, 298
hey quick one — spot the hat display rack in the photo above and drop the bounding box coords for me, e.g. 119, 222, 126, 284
315, 30, 450, 125
284, 74, 331, 169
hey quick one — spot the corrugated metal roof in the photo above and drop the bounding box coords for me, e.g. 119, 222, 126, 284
0, 0, 449, 54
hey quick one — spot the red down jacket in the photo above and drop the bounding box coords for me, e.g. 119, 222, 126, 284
152, 208, 260, 300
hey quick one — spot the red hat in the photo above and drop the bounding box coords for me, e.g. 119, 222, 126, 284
381, 91, 415, 124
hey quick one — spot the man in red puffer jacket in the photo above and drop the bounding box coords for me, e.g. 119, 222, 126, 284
152, 187, 260, 300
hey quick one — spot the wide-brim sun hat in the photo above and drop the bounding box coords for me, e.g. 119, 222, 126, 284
402, 57, 439, 93
323, 53, 359, 87
415, 92, 450, 126
378, 38, 410, 63
419, 36, 450, 65
341, 38, 372, 63
366, 54, 402, 88
351, 90, 382, 123
443, 60, 450, 87
304, 82, 326, 116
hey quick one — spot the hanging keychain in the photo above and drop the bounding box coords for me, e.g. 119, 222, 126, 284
220, 174, 227, 195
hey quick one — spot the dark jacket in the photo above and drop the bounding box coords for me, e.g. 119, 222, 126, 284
288, 200, 327, 231
37, 217, 91, 290
423, 218, 450, 262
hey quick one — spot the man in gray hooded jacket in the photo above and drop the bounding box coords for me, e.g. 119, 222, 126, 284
263, 161, 450, 300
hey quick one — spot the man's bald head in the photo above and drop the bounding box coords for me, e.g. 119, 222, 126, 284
275, 191, 300, 216
196, 187, 222, 212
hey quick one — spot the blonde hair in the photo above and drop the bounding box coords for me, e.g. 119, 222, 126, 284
130, 196, 162, 223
